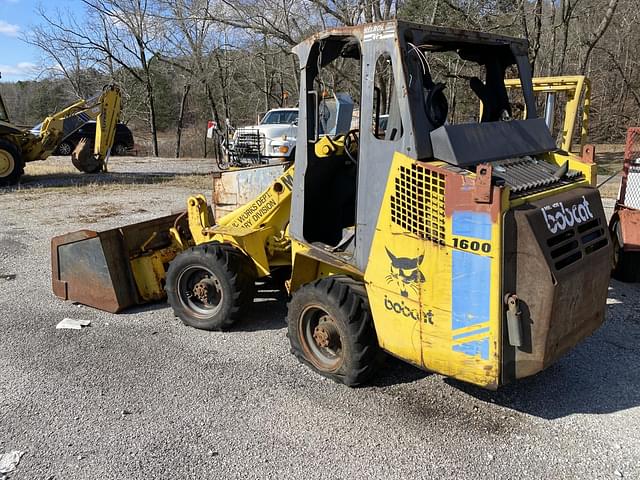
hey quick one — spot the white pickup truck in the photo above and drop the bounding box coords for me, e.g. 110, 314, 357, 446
232, 108, 298, 162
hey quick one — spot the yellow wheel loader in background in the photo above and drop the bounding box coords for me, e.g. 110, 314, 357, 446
0, 84, 122, 186
52, 21, 611, 390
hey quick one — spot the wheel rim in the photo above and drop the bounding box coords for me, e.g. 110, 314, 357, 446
299, 305, 343, 371
58, 143, 71, 155
0, 149, 15, 178
177, 265, 224, 318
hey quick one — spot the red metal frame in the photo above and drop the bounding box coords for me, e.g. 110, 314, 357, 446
617, 127, 640, 207
614, 127, 640, 251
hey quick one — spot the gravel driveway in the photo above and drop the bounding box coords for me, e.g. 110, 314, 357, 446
0, 157, 638, 479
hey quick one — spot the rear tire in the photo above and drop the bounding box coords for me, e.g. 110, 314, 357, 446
0, 139, 24, 187
165, 243, 256, 331
611, 219, 640, 282
287, 276, 379, 386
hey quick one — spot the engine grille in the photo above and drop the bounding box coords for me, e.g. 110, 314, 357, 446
544, 213, 608, 271
491, 157, 584, 198
390, 163, 446, 245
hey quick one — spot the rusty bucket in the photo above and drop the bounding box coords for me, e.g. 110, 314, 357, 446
51, 214, 182, 313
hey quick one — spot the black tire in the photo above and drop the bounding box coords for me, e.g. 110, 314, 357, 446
165, 243, 256, 331
611, 220, 640, 282
287, 276, 379, 386
113, 143, 128, 156
56, 141, 73, 156
0, 139, 24, 187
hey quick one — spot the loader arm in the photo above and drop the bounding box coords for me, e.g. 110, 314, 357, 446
22, 84, 122, 165
183, 166, 295, 277
92, 85, 122, 168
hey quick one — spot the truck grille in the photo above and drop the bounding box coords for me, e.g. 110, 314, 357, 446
491, 157, 584, 198
234, 129, 264, 155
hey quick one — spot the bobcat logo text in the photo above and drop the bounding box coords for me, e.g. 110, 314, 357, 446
541, 196, 594, 234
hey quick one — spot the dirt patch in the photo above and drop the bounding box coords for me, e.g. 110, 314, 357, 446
75, 202, 124, 224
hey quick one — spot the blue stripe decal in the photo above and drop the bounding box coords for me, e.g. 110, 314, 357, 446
452, 326, 490, 340
452, 338, 490, 360
452, 211, 492, 240
451, 250, 491, 330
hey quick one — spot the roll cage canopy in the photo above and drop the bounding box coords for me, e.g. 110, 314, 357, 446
293, 20, 555, 165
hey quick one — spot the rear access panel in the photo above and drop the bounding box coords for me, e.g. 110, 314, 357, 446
502, 187, 612, 381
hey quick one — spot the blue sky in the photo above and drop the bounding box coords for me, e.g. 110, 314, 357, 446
0, 0, 83, 82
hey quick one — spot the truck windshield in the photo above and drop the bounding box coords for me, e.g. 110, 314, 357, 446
261, 110, 298, 125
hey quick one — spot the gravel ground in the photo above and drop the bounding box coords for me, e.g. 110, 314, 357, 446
1, 157, 639, 479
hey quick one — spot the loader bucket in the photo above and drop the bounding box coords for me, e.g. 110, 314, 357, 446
51, 213, 183, 313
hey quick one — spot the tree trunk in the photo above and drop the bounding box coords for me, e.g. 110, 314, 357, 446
146, 77, 159, 157
205, 83, 223, 161
430, 0, 439, 24
531, 0, 543, 74
175, 83, 191, 158
262, 37, 270, 113
580, 0, 618, 74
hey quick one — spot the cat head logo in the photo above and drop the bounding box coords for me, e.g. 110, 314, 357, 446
385, 247, 425, 298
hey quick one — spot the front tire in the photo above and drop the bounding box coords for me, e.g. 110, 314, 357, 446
0, 139, 24, 187
287, 276, 379, 386
165, 243, 256, 330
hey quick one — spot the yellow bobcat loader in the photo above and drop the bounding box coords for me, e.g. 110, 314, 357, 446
52, 21, 611, 389
0, 84, 121, 185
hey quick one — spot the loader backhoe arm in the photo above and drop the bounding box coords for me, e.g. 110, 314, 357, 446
93, 85, 122, 167
23, 84, 122, 170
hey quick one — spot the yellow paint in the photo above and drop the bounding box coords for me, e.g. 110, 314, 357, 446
183, 167, 295, 277
364, 151, 502, 388
288, 239, 362, 292
130, 244, 182, 302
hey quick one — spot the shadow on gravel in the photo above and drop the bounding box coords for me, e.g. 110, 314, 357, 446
12, 171, 211, 190
237, 280, 288, 332
109, 280, 288, 331
371, 356, 431, 387
448, 279, 640, 419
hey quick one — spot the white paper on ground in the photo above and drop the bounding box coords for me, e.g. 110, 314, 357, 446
0, 450, 25, 473
56, 318, 91, 330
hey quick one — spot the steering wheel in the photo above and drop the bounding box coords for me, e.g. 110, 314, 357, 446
342, 129, 359, 164
424, 83, 449, 128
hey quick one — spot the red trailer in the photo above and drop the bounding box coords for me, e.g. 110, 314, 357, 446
610, 127, 640, 281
